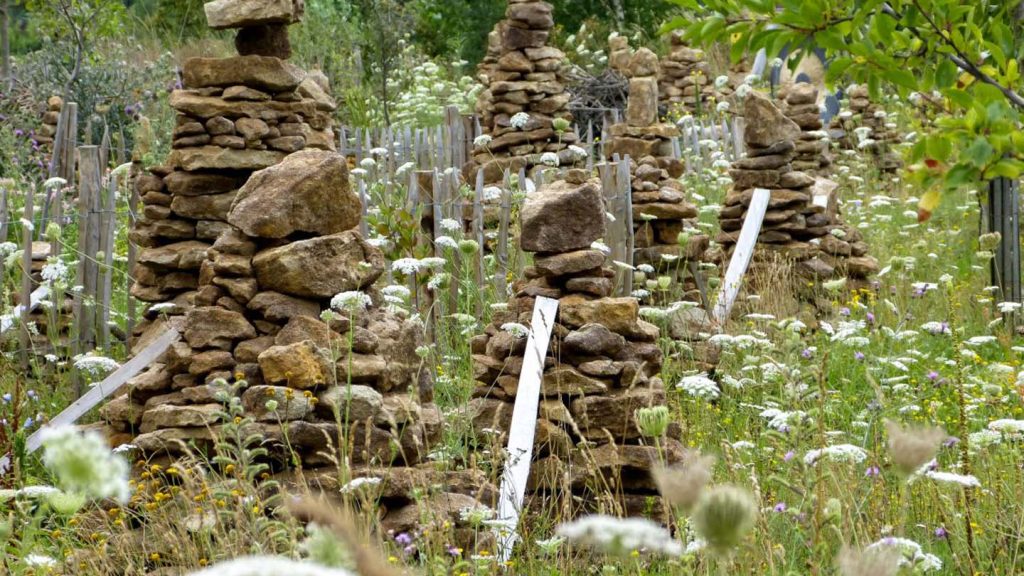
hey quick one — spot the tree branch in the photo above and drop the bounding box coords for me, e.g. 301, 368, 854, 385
891, 1, 1024, 111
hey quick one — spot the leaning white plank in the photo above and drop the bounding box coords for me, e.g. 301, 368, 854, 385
26, 327, 180, 453
0, 285, 50, 336
495, 295, 559, 561
713, 188, 770, 325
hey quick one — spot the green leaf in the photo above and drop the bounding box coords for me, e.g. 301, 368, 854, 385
925, 134, 953, 163
962, 137, 996, 168
935, 58, 958, 88
986, 158, 1024, 180
944, 163, 977, 190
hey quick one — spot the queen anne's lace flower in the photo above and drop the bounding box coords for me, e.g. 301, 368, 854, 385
556, 514, 682, 557
509, 112, 530, 129
187, 556, 355, 576
39, 426, 130, 502
803, 444, 868, 466
73, 354, 121, 377
677, 374, 720, 400
331, 291, 372, 312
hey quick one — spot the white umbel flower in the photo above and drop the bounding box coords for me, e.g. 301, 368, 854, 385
925, 471, 981, 488
39, 425, 131, 503
556, 514, 682, 557
186, 556, 355, 576
677, 373, 720, 400
803, 444, 868, 466
510, 112, 530, 129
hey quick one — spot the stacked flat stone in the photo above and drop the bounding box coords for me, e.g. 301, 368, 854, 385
832, 85, 902, 172
716, 91, 878, 282
606, 49, 708, 301
782, 84, 832, 175
103, 150, 440, 474
468, 172, 684, 519
470, 0, 578, 182
129, 0, 335, 323
34, 96, 63, 153
658, 32, 712, 114
608, 35, 633, 76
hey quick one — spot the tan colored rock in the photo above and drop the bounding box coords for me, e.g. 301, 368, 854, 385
520, 180, 605, 253
184, 306, 257, 350
182, 56, 305, 91
252, 230, 385, 299
241, 385, 315, 421
228, 150, 360, 239
258, 341, 326, 389
743, 90, 801, 148
140, 404, 222, 433
168, 146, 285, 172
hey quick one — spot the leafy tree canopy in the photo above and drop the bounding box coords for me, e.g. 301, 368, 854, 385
667, 0, 1024, 210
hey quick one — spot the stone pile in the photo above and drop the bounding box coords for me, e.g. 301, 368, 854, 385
781, 83, 832, 175
468, 171, 684, 519
658, 32, 713, 114
470, 0, 579, 183
129, 0, 335, 317
716, 91, 878, 283
831, 84, 902, 172
605, 49, 708, 301
34, 96, 63, 154
607, 34, 633, 76
105, 149, 436, 463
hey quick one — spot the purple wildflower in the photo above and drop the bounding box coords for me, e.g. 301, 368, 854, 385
773, 502, 787, 513
840, 307, 851, 316
934, 526, 947, 539
865, 465, 880, 478
801, 348, 813, 359
854, 351, 865, 361
784, 450, 795, 462
394, 532, 413, 546
866, 312, 875, 324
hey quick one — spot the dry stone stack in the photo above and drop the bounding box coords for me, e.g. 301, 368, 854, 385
129, 0, 335, 319
468, 172, 684, 519
782, 83, 832, 175
831, 84, 902, 172
104, 149, 440, 475
34, 96, 63, 154
716, 91, 878, 284
658, 32, 713, 114
605, 49, 708, 301
470, 0, 579, 183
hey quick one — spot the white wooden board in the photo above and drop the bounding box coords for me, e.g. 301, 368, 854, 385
713, 188, 770, 324
0, 285, 50, 336
495, 296, 559, 561
25, 327, 180, 453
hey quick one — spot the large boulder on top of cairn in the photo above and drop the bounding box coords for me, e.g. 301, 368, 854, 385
743, 91, 801, 148
520, 180, 606, 253
229, 149, 360, 238
204, 0, 304, 29
252, 230, 385, 298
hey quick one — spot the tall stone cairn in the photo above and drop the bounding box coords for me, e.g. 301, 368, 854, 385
716, 91, 878, 282
658, 32, 713, 114
468, 171, 685, 519
607, 34, 634, 76
606, 49, 708, 301
830, 84, 902, 172
129, 0, 336, 326
470, 0, 578, 182
781, 84, 832, 175
103, 149, 440, 476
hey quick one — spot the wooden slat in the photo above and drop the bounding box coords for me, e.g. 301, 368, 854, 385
713, 188, 770, 324
19, 187, 33, 369
26, 327, 180, 453
495, 295, 559, 561
0, 286, 49, 336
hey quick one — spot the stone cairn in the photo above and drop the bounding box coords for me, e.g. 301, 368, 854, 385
34, 96, 63, 155
831, 84, 902, 172
607, 34, 633, 76
468, 172, 684, 519
781, 84, 832, 175
103, 148, 503, 541
470, 0, 579, 183
716, 91, 878, 287
605, 49, 708, 302
658, 32, 713, 114
129, 0, 336, 316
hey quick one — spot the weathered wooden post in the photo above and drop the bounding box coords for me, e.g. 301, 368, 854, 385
988, 177, 1022, 318
19, 187, 33, 370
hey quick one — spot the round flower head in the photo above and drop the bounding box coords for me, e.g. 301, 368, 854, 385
885, 419, 946, 477
691, 485, 757, 553
635, 405, 670, 438
39, 426, 131, 503
652, 450, 715, 515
